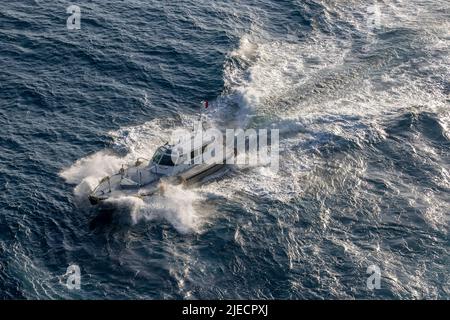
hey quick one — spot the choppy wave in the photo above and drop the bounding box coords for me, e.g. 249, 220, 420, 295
1, 0, 449, 299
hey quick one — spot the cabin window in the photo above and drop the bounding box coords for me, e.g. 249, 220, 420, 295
158, 154, 175, 166
152, 147, 176, 167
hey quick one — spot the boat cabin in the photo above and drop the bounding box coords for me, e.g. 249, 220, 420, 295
150, 135, 214, 175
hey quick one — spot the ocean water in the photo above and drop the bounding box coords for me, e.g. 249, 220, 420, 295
0, 0, 449, 299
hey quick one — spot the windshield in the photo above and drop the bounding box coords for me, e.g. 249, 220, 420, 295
152, 147, 176, 167
151, 149, 163, 163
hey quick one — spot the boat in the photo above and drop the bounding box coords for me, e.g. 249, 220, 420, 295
88, 122, 235, 205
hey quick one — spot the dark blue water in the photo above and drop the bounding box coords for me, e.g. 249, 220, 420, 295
0, 0, 449, 299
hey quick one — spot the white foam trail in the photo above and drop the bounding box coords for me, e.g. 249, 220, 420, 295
224, 35, 349, 117
60, 151, 125, 197
60, 151, 123, 185
104, 184, 203, 234
221, 0, 449, 123
206, 0, 449, 234
230, 35, 259, 62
